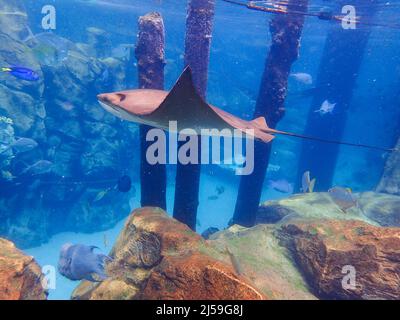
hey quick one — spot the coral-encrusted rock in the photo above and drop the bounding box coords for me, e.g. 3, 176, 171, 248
141, 252, 264, 300
208, 224, 316, 300
257, 192, 400, 227
0, 238, 47, 300
279, 219, 400, 300
72, 207, 265, 300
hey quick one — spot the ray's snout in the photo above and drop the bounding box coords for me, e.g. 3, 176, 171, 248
97, 93, 126, 104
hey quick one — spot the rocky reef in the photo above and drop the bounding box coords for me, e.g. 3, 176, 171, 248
257, 191, 400, 227
279, 219, 400, 300
72, 207, 265, 300
0, 238, 47, 300
257, 192, 400, 299
0, 0, 137, 247
71, 194, 400, 300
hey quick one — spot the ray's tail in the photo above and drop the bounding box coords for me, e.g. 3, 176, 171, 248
263, 128, 395, 152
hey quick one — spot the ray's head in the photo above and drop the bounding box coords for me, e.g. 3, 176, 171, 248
97, 89, 168, 120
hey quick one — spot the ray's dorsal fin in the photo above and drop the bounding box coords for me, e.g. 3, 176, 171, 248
251, 117, 269, 128
149, 66, 234, 131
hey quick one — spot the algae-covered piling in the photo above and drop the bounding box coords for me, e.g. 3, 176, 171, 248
173, 0, 216, 231
135, 12, 167, 210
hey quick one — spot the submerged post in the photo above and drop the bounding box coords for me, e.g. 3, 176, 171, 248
173, 0, 216, 230
233, 0, 309, 227
135, 12, 167, 209
295, 0, 378, 192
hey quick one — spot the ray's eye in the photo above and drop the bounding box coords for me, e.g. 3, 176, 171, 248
116, 93, 126, 102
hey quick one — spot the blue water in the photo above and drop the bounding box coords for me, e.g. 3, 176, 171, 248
1, 0, 400, 299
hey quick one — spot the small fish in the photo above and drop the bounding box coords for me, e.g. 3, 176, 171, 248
93, 189, 110, 202
58, 243, 112, 282
208, 195, 219, 201
111, 44, 133, 61
0, 138, 38, 155
290, 72, 313, 85
216, 185, 225, 196
267, 164, 281, 172
21, 160, 53, 176
268, 179, 294, 194
1, 66, 39, 81
93, 175, 132, 203
328, 187, 358, 212
1, 170, 16, 181
225, 246, 243, 276
301, 171, 316, 193
315, 100, 336, 115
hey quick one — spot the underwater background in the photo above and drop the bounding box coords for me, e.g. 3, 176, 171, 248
1, 0, 400, 300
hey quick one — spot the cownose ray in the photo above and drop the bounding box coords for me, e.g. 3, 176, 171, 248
97, 67, 394, 152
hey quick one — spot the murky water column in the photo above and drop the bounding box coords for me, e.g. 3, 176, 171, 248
295, 0, 379, 192
135, 13, 167, 209
173, 0, 216, 230
233, 0, 309, 227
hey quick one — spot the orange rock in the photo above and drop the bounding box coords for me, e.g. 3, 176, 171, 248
128, 207, 203, 254
0, 238, 47, 300
141, 252, 265, 300
280, 219, 400, 300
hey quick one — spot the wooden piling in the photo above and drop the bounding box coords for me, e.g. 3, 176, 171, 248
135, 12, 167, 209
173, 0, 216, 230
233, 0, 309, 227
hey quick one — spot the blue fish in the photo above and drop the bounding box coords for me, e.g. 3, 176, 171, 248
58, 243, 112, 282
1, 66, 40, 81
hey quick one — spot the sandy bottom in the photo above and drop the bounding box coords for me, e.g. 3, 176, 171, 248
25, 172, 287, 300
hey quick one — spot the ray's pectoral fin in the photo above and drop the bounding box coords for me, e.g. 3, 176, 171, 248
149, 66, 232, 131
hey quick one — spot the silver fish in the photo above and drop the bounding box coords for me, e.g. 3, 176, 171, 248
301, 171, 316, 193
314, 100, 336, 115
0, 138, 38, 155
328, 187, 357, 212
268, 179, 294, 194
21, 160, 53, 175
290, 72, 313, 85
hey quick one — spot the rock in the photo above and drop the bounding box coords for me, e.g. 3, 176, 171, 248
209, 224, 316, 300
141, 252, 264, 300
0, 116, 15, 170
357, 192, 400, 227
0, 28, 136, 247
0, 238, 47, 300
279, 219, 400, 300
258, 192, 400, 227
86, 27, 111, 58
0, 0, 31, 41
72, 207, 265, 300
